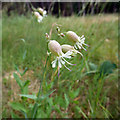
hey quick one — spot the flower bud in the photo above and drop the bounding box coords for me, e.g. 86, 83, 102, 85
60, 33, 65, 37
56, 27, 60, 33
66, 31, 79, 43
34, 11, 43, 23
48, 40, 62, 56
61, 44, 74, 53
45, 33, 49, 39
38, 8, 47, 16
34, 12, 40, 18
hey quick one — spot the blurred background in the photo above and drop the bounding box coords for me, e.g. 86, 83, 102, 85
2, 2, 119, 16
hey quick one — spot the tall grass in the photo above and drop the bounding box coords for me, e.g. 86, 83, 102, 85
2, 13, 118, 118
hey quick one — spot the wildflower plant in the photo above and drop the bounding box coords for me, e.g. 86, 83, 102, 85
4, 7, 118, 118
10, 8, 89, 119
33, 7, 47, 23
45, 25, 89, 76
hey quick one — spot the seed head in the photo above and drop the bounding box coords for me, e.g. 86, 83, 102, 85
61, 44, 74, 53
61, 44, 83, 57
48, 40, 63, 56
66, 31, 79, 43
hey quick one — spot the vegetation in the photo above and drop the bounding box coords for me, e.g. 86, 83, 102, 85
2, 13, 118, 118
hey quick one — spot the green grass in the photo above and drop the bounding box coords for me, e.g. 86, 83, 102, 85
2, 13, 119, 118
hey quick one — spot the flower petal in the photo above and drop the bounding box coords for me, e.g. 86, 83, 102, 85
63, 51, 72, 59
63, 64, 71, 71
51, 59, 57, 68
76, 43, 82, 49
74, 44, 78, 49
60, 59, 65, 65
58, 58, 62, 68
77, 51, 83, 57
62, 57, 76, 66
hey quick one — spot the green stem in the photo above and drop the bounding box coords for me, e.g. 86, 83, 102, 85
32, 55, 49, 119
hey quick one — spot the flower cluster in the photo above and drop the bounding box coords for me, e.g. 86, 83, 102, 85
47, 28, 89, 76
33, 8, 47, 23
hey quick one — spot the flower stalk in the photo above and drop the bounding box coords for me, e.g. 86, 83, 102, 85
32, 54, 49, 119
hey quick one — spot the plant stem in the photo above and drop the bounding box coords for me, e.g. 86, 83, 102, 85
32, 55, 49, 119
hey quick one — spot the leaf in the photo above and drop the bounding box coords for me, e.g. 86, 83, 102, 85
21, 38, 26, 43
64, 94, 69, 108
76, 106, 88, 118
88, 62, 98, 71
99, 60, 117, 76
13, 73, 23, 89
14, 64, 20, 74
14, 64, 28, 76
23, 80, 30, 88
22, 86, 28, 95
23, 50, 27, 60
9, 102, 26, 113
19, 94, 37, 100
84, 70, 98, 76
54, 105, 61, 113
21, 67, 28, 76
31, 103, 38, 118
21, 111, 28, 119
39, 89, 56, 100
70, 88, 80, 99
22, 80, 30, 94
99, 103, 113, 118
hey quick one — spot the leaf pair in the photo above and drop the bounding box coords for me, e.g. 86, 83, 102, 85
13, 73, 30, 94
14, 64, 28, 76
19, 89, 56, 101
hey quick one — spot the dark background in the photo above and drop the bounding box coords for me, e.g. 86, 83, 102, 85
2, 2, 119, 17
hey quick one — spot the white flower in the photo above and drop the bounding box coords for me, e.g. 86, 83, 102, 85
48, 40, 75, 75
66, 31, 89, 51
61, 44, 83, 57
38, 8, 47, 17
34, 12, 43, 23
37, 16, 43, 23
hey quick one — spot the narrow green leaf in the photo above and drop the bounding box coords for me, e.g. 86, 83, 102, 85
22, 80, 30, 94
99, 103, 113, 118
21, 111, 28, 120
23, 80, 30, 88
21, 38, 26, 43
76, 106, 88, 118
23, 50, 27, 60
31, 103, 38, 118
39, 89, 56, 100
85, 70, 98, 76
21, 67, 28, 76
19, 94, 37, 100
13, 73, 23, 89
14, 64, 20, 74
